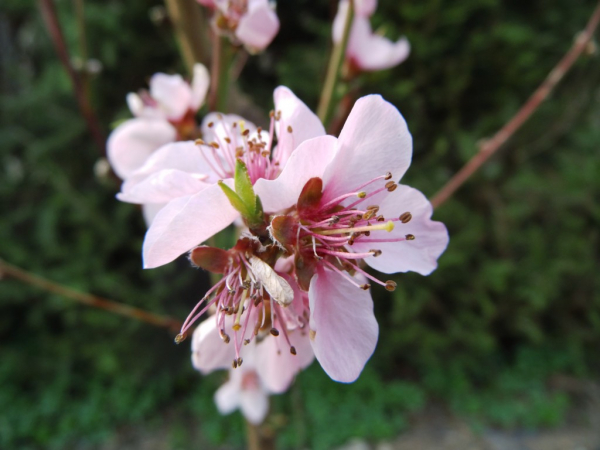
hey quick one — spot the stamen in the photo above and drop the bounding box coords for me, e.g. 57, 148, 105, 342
174, 333, 186, 344
317, 220, 394, 236
385, 280, 397, 291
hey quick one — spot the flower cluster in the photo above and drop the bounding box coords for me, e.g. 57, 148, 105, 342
108, 1, 446, 425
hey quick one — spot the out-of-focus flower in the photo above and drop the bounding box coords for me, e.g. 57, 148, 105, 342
333, 0, 410, 72
199, 0, 280, 52
140, 86, 325, 269
254, 95, 448, 381
107, 63, 209, 180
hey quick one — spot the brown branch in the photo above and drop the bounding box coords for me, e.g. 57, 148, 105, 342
38, 0, 106, 155
163, 0, 208, 74
0, 259, 182, 332
430, 1, 600, 209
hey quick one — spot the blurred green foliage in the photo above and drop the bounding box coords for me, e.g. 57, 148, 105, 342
1, 0, 599, 449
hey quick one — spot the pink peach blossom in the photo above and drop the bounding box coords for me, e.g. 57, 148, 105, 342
333, 0, 410, 72
200, 0, 280, 52
140, 86, 325, 269
107, 64, 209, 180
254, 95, 448, 381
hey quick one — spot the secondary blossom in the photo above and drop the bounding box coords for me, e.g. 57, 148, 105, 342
333, 0, 410, 73
107, 64, 209, 180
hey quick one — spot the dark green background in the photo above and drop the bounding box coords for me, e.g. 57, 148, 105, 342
1, 0, 599, 448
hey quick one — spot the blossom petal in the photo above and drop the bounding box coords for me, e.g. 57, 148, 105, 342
308, 267, 378, 383
129, 141, 218, 182
273, 86, 325, 167
214, 379, 240, 414
239, 384, 270, 424
354, 0, 377, 17
192, 317, 236, 374
352, 185, 449, 275
235, 3, 279, 51
322, 95, 412, 204
349, 17, 410, 71
142, 203, 166, 227
254, 135, 338, 213
190, 63, 210, 110
107, 118, 177, 179
117, 169, 209, 204
149, 73, 193, 121
142, 181, 238, 268
254, 331, 314, 394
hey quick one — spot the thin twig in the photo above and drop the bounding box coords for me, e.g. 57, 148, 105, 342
208, 30, 222, 111
317, 0, 354, 125
0, 259, 182, 332
38, 0, 106, 155
430, 1, 600, 209
163, 0, 208, 74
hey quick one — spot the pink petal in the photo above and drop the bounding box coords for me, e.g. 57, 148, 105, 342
117, 169, 209, 204
214, 377, 241, 414
121, 141, 219, 191
142, 203, 166, 226
352, 185, 449, 275
107, 118, 176, 179
235, 3, 279, 52
273, 86, 325, 167
239, 381, 270, 424
308, 267, 378, 383
354, 0, 377, 17
349, 17, 410, 71
190, 63, 210, 110
142, 181, 239, 268
254, 330, 314, 394
191, 317, 236, 374
149, 72, 193, 121
322, 95, 412, 204
332, 0, 349, 43
254, 135, 338, 213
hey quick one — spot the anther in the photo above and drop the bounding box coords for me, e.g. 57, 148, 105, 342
242, 129, 250, 136
207, 122, 214, 128
405, 234, 416, 241
269, 110, 274, 118
232, 359, 238, 369
370, 249, 382, 257
220, 332, 231, 344
385, 172, 393, 180
367, 205, 380, 213
244, 339, 250, 345
270, 328, 280, 336
237, 357, 243, 367
174, 333, 186, 344
399, 212, 412, 223
210, 141, 219, 149
363, 210, 376, 220
224, 137, 231, 143
287, 125, 293, 133
360, 284, 371, 290
385, 181, 397, 192
194, 139, 205, 145
385, 280, 397, 292
357, 191, 367, 198
376, 215, 385, 222
329, 215, 340, 225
